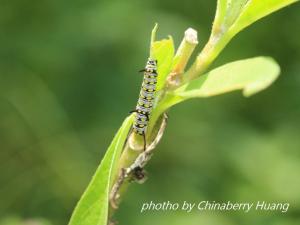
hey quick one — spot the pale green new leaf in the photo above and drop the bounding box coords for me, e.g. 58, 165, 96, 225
150, 23, 174, 91
212, 0, 226, 32
212, 0, 249, 34
176, 57, 280, 98
224, 0, 248, 28
230, 0, 299, 35
152, 37, 175, 91
166, 57, 280, 108
69, 115, 134, 225
212, 0, 299, 37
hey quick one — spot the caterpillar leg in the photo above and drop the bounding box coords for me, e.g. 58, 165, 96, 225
129, 109, 137, 114
144, 112, 150, 121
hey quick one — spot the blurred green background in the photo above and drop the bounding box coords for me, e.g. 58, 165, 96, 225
1, 0, 300, 224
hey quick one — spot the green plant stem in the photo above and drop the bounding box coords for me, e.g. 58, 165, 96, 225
108, 123, 160, 216
182, 30, 232, 83
167, 28, 198, 89
147, 28, 199, 134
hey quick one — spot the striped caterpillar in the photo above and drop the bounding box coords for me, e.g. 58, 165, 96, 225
109, 58, 162, 208
131, 58, 158, 149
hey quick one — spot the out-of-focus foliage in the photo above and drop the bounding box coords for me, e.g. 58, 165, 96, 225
0, 0, 300, 225
0, 217, 51, 225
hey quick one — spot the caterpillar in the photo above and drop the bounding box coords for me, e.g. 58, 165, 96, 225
131, 58, 158, 149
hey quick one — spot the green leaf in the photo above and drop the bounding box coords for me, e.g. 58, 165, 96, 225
69, 115, 134, 225
213, 0, 299, 37
212, 0, 249, 35
152, 37, 175, 91
177, 56, 280, 97
231, 0, 299, 35
148, 24, 174, 91
212, 0, 227, 30
162, 57, 280, 110
225, 0, 249, 28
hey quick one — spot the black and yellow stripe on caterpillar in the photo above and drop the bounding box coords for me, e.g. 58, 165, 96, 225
132, 58, 157, 136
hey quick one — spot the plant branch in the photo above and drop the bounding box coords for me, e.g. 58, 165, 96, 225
166, 28, 198, 89
182, 29, 232, 84
108, 114, 168, 217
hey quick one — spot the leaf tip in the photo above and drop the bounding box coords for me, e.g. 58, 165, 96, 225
151, 23, 158, 45
150, 23, 159, 58
243, 57, 281, 97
